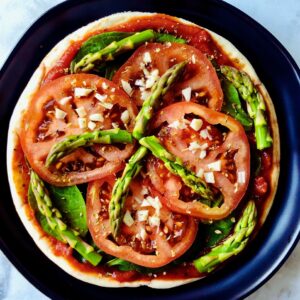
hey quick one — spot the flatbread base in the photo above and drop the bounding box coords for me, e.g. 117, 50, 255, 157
6, 11, 279, 288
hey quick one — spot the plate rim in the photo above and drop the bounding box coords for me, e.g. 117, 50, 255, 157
1, 0, 300, 299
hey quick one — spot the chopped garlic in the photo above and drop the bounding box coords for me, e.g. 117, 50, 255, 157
145, 69, 159, 89
141, 186, 149, 195
196, 168, 204, 178
59, 96, 72, 105
123, 210, 134, 227
182, 87, 192, 101
143, 52, 152, 64
74, 87, 93, 97
135, 78, 145, 87
146, 196, 162, 213
99, 102, 113, 110
141, 199, 150, 207
121, 80, 132, 95
75, 107, 87, 118
78, 117, 87, 129
190, 118, 203, 131
200, 128, 210, 139
188, 141, 201, 153
137, 210, 149, 222
102, 82, 108, 89
214, 230, 222, 234
140, 227, 147, 240
149, 216, 160, 227
155, 48, 161, 53
199, 150, 207, 159
201, 143, 209, 149
191, 54, 196, 64
121, 110, 130, 124
111, 122, 119, 129
204, 172, 215, 183
168, 120, 187, 130
88, 121, 96, 130
55, 108, 67, 120
89, 113, 103, 122
207, 160, 221, 172
237, 171, 246, 183
95, 93, 108, 102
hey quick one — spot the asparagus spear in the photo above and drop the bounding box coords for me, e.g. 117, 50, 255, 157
193, 200, 257, 273
73, 29, 156, 73
133, 61, 187, 140
139, 136, 215, 202
220, 66, 272, 150
45, 129, 132, 167
109, 146, 148, 238
222, 79, 253, 130
30, 171, 102, 266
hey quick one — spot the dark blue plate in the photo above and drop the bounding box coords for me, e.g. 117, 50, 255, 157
1, 0, 299, 299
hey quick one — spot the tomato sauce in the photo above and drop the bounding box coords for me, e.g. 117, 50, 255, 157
43, 14, 233, 83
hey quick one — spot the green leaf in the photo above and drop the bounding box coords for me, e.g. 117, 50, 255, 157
106, 258, 169, 274
48, 185, 88, 237
155, 33, 186, 44
72, 32, 133, 64
70, 31, 186, 73
202, 214, 236, 248
28, 184, 63, 241
222, 79, 253, 130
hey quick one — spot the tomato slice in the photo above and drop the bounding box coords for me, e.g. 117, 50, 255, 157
113, 43, 223, 110
86, 175, 198, 268
148, 102, 250, 220
20, 74, 137, 186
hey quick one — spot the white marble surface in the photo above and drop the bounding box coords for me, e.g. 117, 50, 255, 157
0, 0, 299, 299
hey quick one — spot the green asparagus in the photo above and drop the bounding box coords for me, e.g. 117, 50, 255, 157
109, 146, 148, 238
73, 29, 156, 73
220, 66, 272, 150
133, 61, 187, 140
222, 79, 253, 130
45, 129, 132, 167
193, 200, 257, 273
139, 136, 215, 202
30, 171, 102, 266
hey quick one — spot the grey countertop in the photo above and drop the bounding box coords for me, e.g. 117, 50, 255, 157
1, 0, 299, 299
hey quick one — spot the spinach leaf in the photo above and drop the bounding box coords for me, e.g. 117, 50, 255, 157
106, 258, 169, 274
222, 79, 253, 130
28, 184, 63, 241
48, 185, 88, 237
71, 32, 133, 64
202, 214, 236, 248
70, 31, 186, 74
155, 33, 186, 44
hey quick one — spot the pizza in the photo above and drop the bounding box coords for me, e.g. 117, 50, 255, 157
7, 12, 280, 288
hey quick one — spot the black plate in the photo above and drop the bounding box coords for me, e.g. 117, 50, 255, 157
1, 0, 300, 299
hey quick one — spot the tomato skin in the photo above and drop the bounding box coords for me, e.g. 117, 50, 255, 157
20, 74, 136, 186
149, 102, 250, 220
86, 176, 198, 268
113, 43, 223, 110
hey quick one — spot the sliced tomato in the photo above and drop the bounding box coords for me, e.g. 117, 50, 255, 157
148, 102, 250, 220
113, 43, 223, 109
86, 175, 198, 268
20, 74, 137, 186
